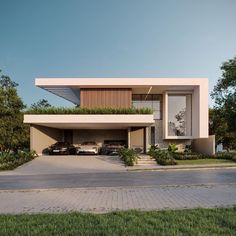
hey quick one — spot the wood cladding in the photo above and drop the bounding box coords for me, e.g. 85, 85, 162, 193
80, 88, 132, 108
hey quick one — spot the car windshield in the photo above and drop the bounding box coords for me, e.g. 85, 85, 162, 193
104, 140, 125, 146
55, 142, 69, 146
82, 141, 97, 145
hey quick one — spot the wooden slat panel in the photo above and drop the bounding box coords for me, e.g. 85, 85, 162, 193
80, 88, 132, 108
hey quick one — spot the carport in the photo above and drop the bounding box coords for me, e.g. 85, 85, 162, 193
25, 114, 154, 155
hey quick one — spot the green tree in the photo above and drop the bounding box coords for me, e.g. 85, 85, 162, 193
31, 99, 51, 109
211, 57, 236, 150
209, 108, 230, 149
0, 70, 29, 151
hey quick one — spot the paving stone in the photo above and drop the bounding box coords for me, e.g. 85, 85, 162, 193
0, 184, 235, 214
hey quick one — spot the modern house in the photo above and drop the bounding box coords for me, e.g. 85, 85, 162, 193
24, 78, 215, 155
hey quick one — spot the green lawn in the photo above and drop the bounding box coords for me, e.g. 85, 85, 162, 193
176, 158, 235, 165
0, 208, 236, 235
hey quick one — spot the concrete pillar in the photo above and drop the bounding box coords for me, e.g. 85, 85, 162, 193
127, 128, 131, 148
145, 127, 149, 153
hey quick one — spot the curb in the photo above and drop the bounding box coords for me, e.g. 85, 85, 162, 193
127, 165, 236, 172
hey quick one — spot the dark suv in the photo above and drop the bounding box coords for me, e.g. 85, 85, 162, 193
48, 142, 76, 155
101, 140, 126, 155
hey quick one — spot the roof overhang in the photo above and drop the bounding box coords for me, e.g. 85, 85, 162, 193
35, 78, 208, 105
39, 86, 80, 105
24, 114, 154, 129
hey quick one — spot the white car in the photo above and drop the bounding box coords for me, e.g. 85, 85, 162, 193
77, 141, 100, 155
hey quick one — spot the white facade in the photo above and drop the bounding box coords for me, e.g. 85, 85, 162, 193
24, 78, 211, 154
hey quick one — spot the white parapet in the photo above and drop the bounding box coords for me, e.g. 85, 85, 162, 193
24, 114, 154, 129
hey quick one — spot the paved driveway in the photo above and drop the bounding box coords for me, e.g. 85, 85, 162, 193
0, 155, 125, 176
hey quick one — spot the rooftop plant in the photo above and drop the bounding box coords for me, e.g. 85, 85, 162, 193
25, 107, 153, 114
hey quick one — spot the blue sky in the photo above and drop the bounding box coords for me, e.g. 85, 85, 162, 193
1, 0, 236, 107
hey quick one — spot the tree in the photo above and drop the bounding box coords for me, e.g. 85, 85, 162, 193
211, 57, 236, 150
31, 99, 51, 109
175, 108, 186, 136
209, 108, 229, 149
0, 70, 29, 151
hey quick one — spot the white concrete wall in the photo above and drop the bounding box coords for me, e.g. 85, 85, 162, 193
36, 78, 208, 87
192, 83, 209, 138
24, 114, 154, 129
163, 83, 209, 140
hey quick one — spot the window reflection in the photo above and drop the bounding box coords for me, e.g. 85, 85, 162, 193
132, 94, 162, 120
168, 95, 192, 136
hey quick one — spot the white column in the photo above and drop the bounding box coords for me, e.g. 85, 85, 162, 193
127, 128, 131, 148
145, 126, 149, 153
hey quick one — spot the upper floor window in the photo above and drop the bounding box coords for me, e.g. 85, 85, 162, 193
132, 94, 162, 119
168, 94, 192, 137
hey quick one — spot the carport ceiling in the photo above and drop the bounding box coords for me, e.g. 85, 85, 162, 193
34, 123, 149, 129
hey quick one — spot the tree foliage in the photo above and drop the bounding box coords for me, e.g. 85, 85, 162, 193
0, 71, 29, 151
30, 99, 51, 109
211, 57, 236, 149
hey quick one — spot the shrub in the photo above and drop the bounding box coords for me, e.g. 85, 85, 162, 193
215, 152, 236, 160
25, 107, 153, 115
119, 148, 139, 166
0, 150, 38, 170
147, 144, 159, 157
184, 144, 192, 153
168, 144, 178, 153
151, 149, 177, 165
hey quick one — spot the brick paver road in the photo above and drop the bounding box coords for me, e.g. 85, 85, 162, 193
0, 183, 235, 214
0, 168, 236, 214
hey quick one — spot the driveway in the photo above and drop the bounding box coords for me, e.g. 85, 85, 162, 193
0, 155, 126, 176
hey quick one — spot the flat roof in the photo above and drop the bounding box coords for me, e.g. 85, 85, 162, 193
36, 78, 207, 87
35, 78, 208, 104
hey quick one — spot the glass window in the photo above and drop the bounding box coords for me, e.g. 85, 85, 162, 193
168, 95, 192, 136
132, 94, 162, 120
132, 94, 141, 101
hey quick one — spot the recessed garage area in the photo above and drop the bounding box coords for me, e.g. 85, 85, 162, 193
73, 129, 127, 147
26, 114, 154, 155
30, 125, 148, 155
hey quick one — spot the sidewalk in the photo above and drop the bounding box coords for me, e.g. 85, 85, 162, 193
0, 183, 235, 214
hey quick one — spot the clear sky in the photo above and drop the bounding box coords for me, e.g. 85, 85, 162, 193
1, 0, 236, 107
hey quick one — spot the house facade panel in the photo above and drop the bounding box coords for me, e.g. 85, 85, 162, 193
80, 88, 132, 108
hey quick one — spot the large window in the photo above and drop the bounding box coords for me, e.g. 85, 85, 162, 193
132, 94, 162, 120
168, 95, 192, 137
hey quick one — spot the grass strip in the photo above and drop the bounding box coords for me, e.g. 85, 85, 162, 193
0, 207, 236, 235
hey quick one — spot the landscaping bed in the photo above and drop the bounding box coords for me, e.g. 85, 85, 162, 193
0, 150, 38, 170
0, 207, 235, 235
148, 144, 236, 166
25, 107, 153, 114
